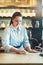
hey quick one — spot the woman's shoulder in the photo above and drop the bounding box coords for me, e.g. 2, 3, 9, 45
20, 25, 26, 30
4, 26, 11, 33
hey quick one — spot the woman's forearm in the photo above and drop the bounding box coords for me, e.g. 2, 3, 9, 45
10, 47, 26, 54
25, 47, 37, 53
10, 47, 19, 53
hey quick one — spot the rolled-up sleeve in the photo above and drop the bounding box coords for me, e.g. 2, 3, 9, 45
2, 28, 13, 52
23, 28, 31, 48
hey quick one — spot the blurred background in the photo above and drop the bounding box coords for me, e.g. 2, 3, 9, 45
0, 0, 43, 49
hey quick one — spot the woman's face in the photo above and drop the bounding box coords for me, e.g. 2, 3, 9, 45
12, 16, 22, 27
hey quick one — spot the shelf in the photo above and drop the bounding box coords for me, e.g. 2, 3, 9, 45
0, 28, 5, 30
0, 27, 42, 30
26, 27, 42, 30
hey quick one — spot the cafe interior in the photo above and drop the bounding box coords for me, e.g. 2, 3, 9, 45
0, 0, 43, 65
0, 0, 43, 52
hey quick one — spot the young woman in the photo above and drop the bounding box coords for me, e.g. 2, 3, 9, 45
2, 12, 37, 54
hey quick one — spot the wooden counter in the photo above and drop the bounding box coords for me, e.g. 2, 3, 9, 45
0, 53, 43, 65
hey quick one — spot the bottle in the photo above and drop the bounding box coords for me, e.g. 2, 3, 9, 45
35, 21, 39, 28
30, 31, 32, 40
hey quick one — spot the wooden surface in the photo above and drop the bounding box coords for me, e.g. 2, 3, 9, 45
0, 53, 43, 65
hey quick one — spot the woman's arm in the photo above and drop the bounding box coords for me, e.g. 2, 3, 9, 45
25, 47, 38, 53
23, 28, 37, 53
10, 47, 26, 54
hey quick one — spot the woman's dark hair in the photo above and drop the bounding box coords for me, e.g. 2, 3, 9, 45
10, 12, 22, 25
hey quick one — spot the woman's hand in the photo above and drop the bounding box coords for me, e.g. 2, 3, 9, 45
16, 50, 26, 54
25, 47, 38, 53
30, 49, 38, 53
10, 47, 26, 54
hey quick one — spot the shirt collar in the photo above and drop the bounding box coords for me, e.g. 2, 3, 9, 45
10, 24, 21, 31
